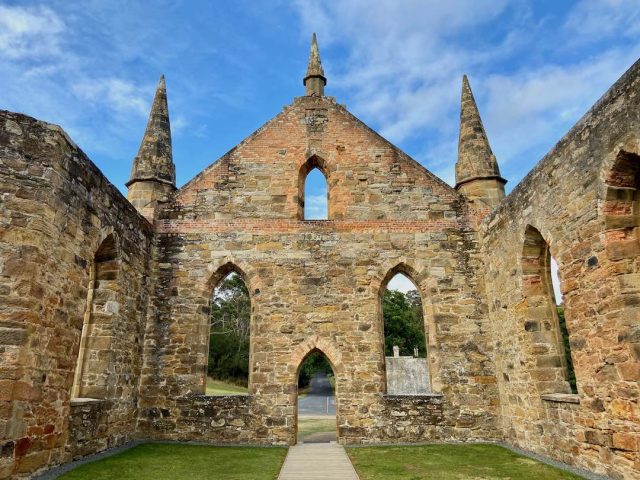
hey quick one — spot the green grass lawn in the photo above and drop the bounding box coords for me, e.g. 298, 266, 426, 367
346, 444, 583, 480
205, 378, 248, 395
298, 416, 336, 441
59, 443, 287, 480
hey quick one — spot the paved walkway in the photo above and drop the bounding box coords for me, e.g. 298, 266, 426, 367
278, 443, 360, 480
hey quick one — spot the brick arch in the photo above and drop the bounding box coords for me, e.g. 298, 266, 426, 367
298, 154, 331, 220
199, 258, 260, 299
290, 335, 344, 378
601, 139, 640, 235
373, 260, 434, 295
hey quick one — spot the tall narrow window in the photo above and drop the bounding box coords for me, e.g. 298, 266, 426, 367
298, 156, 329, 220
207, 270, 250, 395
304, 168, 328, 220
381, 269, 430, 394
72, 234, 119, 399
522, 226, 577, 394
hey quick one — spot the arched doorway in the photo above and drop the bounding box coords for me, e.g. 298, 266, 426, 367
296, 350, 337, 444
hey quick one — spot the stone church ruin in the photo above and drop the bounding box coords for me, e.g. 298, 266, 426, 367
0, 35, 638, 479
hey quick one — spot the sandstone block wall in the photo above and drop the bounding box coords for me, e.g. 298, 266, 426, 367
136, 96, 500, 446
481, 60, 640, 479
1, 58, 638, 480
0, 111, 153, 478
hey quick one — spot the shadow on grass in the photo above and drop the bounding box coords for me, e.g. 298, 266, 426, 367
59, 443, 287, 480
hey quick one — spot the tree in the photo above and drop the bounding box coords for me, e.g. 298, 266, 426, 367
298, 351, 333, 388
383, 289, 426, 357
556, 306, 577, 393
208, 273, 251, 384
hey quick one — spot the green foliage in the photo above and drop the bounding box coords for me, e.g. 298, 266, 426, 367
557, 307, 577, 393
383, 288, 426, 357
298, 351, 333, 388
208, 273, 250, 384
59, 443, 287, 480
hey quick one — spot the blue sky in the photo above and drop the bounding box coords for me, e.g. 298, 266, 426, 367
1, 0, 639, 227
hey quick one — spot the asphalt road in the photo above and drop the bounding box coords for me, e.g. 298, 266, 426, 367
298, 373, 336, 415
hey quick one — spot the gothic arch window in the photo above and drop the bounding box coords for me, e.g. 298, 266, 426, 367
72, 234, 120, 399
206, 263, 251, 395
602, 146, 640, 382
603, 148, 640, 237
379, 265, 431, 394
298, 155, 329, 220
522, 225, 577, 394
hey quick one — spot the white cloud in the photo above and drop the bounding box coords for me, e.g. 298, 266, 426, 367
72, 78, 151, 118
483, 45, 640, 170
304, 194, 328, 220
293, 0, 512, 145
550, 257, 563, 304
564, 0, 640, 45
0, 5, 65, 59
387, 273, 417, 293
292, 0, 640, 188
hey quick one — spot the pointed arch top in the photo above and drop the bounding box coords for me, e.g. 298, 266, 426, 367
521, 224, 556, 298
300, 154, 329, 178
95, 233, 119, 263
375, 262, 426, 300
290, 335, 344, 377
205, 261, 251, 297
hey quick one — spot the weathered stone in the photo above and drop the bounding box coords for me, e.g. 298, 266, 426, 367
0, 36, 638, 480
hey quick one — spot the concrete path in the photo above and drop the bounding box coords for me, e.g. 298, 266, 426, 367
278, 443, 360, 480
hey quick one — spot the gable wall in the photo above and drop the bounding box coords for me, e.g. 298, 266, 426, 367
170, 96, 458, 221
136, 96, 501, 446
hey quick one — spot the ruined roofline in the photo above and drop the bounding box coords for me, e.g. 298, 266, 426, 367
481, 56, 640, 231
0, 109, 155, 229
174, 96, 462, 198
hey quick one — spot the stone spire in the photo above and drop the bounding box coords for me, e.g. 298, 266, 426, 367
126, 75, 176, 219
303, 33, 326, 96
455, 75, 506, 208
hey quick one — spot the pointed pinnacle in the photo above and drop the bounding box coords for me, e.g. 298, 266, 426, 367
304, 32, 326, 84
126, 74, 175, 187
455, 74, 502, 187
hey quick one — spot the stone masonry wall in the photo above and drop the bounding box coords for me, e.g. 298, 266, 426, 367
137, 95, 500, 446
0, 111, 153, 478
481, 60, 640, 479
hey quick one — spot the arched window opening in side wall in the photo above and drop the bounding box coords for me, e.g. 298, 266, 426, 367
72, 234, 119, 399
522, 226, 577, 394
603, 147, 640, 379
381, 270, 430, 394
550, 257, 577, 393
207, 270, 250, 395
298, 156, 329, 220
